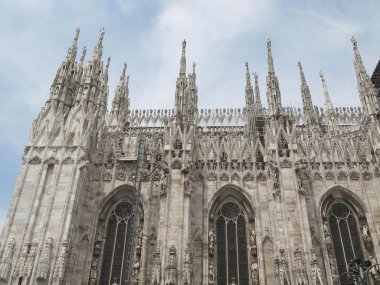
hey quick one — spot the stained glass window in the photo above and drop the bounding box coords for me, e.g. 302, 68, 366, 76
216, 202, 249, 285
327, 201, 364, 285
100, 202, 134, 285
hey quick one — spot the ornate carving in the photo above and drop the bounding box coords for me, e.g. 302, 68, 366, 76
325, 171, 334, 180
12, 242, 29, 279
151, 248, 161, 285
350, 171, 360, 181
207, 172, 217, 181
115, 161, 127, 181
62, 156, 74, 164
53, 241, 68, 281
362, 171, 373, 181
208, 228, 216, 256
279, 158, 292, 168
310, 248, 323, 285
36, 237, 53, 280
0, 237, 16, 281
361, 224, 374, 250
312, 172, 322, 181
243, 172, 254, 182
182, 244, 192, 285
274, 249, 290, 285
102, 171, 112, 181
251, 260, 259, 285
208, 263, 215, 284
269, 160, 280, 196
165, 245, 177, 285
219, 172, 229, 182
294, 248, 308, 285
44, 156, 59, 164
29, 156, 41, 165
171, 159, 182, 170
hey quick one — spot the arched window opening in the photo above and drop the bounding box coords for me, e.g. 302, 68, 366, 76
327, 201, 364, 284
100, 201, 134, 285
215, 201, 249, 285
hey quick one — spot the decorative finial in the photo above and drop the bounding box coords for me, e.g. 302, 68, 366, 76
106, 57, 111, 70
121, 62, 127, 80
319, 71, 324, 80
351, 36, 357, 50
253, 72, 258, 81
245, 61, 249, 72
127, 75, 130, 86
267, 39, 271, 50
182, 39, 186, 49
298, 61, 302, 70
80, 47, 87, 65
99, 28, 105, 41
74, 27, 80, 41
193, 62, 196, 74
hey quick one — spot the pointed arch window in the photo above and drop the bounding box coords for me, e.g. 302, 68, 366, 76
100, 201, 134, 285
215, 201, 249, 285
327, 201, 364, 284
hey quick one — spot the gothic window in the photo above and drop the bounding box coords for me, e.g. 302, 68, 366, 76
99, 201, 134, 285
215, 201, 249, 285
327, 201, 364, 284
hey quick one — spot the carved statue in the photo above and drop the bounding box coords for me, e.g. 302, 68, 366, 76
208, 263, 215, 284
362, 224, 369, 238
275, 249, 290, 285
159, 170, 169, 195
133, 257, 140, 281
329, 255, 339, 280
152, 249, 161, 285
249, 227, 256, 247
208, 228, 216, 256
53, 241, 68, 280
89, 259, 98, 280
310, 248, 323, 285
251, 261, 259, 284
13, 242, 29, 279
294, 248, 307, 285
0, 237, 16, 281
183, 246, 192, 285
369, 256, 380, 279
323, 221, 330, 239
165, 245, 177, 285
36, 237, 53, 280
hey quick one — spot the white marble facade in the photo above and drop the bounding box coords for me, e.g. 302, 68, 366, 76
1, 29, 380, 285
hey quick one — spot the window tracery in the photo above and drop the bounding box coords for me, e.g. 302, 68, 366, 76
214, 201, 250, 285
97, 201, 136, 285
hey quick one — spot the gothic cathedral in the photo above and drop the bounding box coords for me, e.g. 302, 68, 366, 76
1, 28, 380, 285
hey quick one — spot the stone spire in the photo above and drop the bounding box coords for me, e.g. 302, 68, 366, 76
79, 28, 106, 111
253, 72, 263, 111
266, 39, 282, 119
180, 39, 187, 76
49, 28, 80, 111
98, 56, 110, 116
319, 71, 335, 128
351, 36, 379, 119
245, 62, 254, 111
109, 62, 130, 129
298, 62, 316, 126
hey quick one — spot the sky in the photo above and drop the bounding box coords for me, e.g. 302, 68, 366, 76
0, 0, 379, 229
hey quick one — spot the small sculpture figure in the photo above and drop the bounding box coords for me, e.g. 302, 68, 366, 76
209, 263, 215, 284
362, 224, 369, 238
133, 257, 140, 281
111, 277, 119, 285
249, 227, 256, 247
230, 277, 237, 285
251, 261, 258, 283
152, 249, 161, 285
208, 228, 216, 256
369, 256, 380, 279
323, 221, 330, 238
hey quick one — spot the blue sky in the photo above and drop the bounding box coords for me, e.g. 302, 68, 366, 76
0, 0, 379, 229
